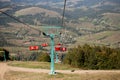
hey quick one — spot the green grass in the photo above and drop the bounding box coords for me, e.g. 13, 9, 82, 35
5, 70, 120, 80
7, 61, 78, 70
78, 31, 115, 41
5, 71, 79, 80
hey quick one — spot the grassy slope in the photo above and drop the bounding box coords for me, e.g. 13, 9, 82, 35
5, 71, 120, 80
14, 7, 61, 18
75, 31, 120, 47
102, 13, 120, 26
7, 61, 78, 70
6, 61, 120, 80
1, 2, 120, 49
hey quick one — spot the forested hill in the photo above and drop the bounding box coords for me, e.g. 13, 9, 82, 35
0, 0, 120, 47
1, 0, 120, 8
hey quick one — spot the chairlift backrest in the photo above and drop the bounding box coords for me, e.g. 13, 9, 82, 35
55, 43, 67, 52
29, 46, 39, 50
41, 43, 48, 47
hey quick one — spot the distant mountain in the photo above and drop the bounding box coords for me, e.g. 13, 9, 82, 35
1, 0, 120, 9
9, 0, 120, 7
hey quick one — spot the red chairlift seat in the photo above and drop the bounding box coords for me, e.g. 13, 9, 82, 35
61, 47, 67, 52
41, 43, 48, 47
29, 46, 39, 50
55, 45, 61, 51
55, 43, 67, 52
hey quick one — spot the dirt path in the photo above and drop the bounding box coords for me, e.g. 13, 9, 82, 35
8, 65, 120, 74
0, 62, 120, 80
0, 62, 8, 80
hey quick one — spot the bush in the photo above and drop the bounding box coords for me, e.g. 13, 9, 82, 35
0, 51, 5, 61
13, 51, 40, 61
63, 44, 120, 69
0, 48, 10, 61
37, 52, 50, 62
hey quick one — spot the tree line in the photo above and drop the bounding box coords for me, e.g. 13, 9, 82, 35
63, 44, 120, 69
1, 44, 120, 70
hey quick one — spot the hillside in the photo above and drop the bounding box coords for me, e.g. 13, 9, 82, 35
14, 7, 61, 18
0, 0, 120, 49
75, 31, 120, 48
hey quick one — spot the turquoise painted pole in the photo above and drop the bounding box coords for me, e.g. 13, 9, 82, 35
50, 34, 55, 75
42, 32, 55, 75
55, 52, 59, 63
3, 51, 6, 62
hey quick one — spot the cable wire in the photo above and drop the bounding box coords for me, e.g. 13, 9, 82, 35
61, 0, 67, 27
0, 10, 42, 33
0, 0, 67, 35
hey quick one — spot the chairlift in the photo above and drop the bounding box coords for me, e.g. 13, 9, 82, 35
55, 45, 61, 51
29, 45, 39, 50
41, 43, 48, 47
55, 43, 67, 52
61, 47, 67, 52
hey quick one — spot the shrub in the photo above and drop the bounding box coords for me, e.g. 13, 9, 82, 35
37, 52, 50, 62
0, 51, 5, 61
63, 44, 120, 69
13, 51, 40, 61
0, 48, 10, 61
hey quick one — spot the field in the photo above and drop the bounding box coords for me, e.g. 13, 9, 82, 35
0, 61, 120, 80
74, 31, 120, 48
4, 70, 120, 80
14, 7, 61, 18
7, 61, 78, 70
